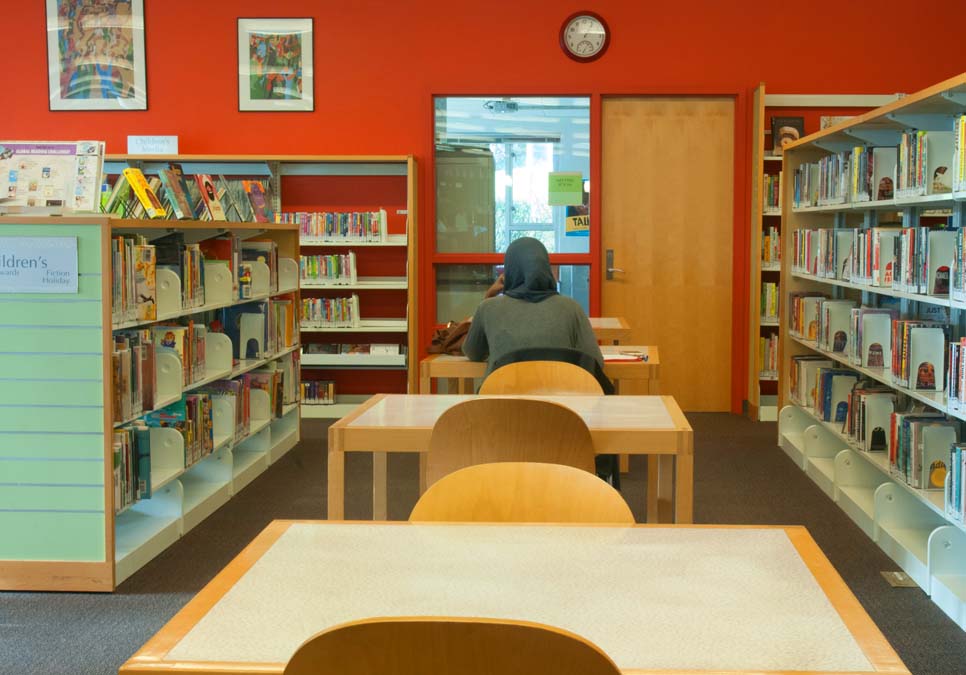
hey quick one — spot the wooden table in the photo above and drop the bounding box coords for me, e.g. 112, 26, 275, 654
418, 346, 659, 395
327, 394, 691, 523
121, 521, 909, 675
589, 316, 631, 343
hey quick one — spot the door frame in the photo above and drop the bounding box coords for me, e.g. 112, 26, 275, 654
421, 88, 750, 413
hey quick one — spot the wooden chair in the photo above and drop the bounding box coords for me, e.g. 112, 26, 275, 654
478, 359, 620, 492
479, 360, 603, 395
410, 462, 634, 524
425, 398, 596, 488
283, 616, 622, 675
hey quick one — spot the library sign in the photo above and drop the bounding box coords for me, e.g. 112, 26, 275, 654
0, 236, 78, 293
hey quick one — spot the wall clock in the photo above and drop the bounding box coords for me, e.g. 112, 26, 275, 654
560, 11, 610, 62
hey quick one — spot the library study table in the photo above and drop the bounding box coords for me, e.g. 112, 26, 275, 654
418, 345, 660, 395
120, 521, 908, 675
327, 393, 692, 522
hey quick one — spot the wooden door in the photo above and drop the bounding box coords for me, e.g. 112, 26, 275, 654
601, 97, 734, 411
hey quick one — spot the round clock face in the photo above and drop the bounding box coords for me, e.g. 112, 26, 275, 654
561, 13, 609, 61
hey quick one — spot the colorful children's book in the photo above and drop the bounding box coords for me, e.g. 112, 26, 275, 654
195, 173, 227, 221
133, 244, 157, 321
122, 167, 167, 219
242, 180, 273, 223
158, 168, 195, 219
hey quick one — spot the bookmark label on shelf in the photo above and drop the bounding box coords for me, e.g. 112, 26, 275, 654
0, 236, 78, 293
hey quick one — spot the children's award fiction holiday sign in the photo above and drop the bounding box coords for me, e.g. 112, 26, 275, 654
0, 236, 78, 293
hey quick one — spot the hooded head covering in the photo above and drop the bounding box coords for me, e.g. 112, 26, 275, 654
502, 237, 558, 303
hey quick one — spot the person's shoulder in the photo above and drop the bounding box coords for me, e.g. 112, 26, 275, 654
547, 294, 586, 314
474, 295, 507, 317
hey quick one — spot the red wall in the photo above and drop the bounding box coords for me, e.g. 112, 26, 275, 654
8, 1, 966, 411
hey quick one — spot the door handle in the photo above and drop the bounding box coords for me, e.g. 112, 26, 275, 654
605, 249, 624, 280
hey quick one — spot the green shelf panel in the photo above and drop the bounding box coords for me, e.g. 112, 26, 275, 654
0, 484, 105, 511
2, 459, 105, 484
0, 353, 103, 380
0, 432, 104, 460
0, 221, 108, 564
0, 512, 106, 561
0, 381, 103, 406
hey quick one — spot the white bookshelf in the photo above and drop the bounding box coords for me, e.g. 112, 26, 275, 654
790, 271, 954, 308
300, 234, 407, 247
295, 156, 419, 415
779, 73, 966, 631
301, 276, 408, 290
300, 318, 408, 333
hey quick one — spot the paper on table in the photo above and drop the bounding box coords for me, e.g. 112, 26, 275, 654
603, 354, 644, 362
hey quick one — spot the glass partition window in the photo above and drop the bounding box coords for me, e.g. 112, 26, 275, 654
436, 265, 590, 323
435, 96, 591, 254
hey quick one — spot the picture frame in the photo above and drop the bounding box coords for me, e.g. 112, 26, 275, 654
45, 0, 148, 111
237, 18, 314, 112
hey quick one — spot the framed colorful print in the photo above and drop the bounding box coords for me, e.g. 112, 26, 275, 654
238, 18, 314, 112
45, 0, 148, 111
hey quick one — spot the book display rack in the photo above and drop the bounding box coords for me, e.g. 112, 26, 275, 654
778, 73, 966, 630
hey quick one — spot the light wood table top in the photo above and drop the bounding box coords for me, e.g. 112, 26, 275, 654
120, 521, 908, 675
327, 394, 692, 522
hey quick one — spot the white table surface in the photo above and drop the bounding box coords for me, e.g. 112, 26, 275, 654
165, 523, 873, 672
348, 394, 676, 430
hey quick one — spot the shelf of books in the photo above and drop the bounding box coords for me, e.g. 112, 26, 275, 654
291, 157, 418, 420
778, 72, 966, 631
0, 151, 309, 590
747, 86, 885, 422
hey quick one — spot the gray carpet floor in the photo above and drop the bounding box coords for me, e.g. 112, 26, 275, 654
3, 414, 966, 674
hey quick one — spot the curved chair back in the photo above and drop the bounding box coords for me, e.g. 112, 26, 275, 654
479, 360, 603, 395
283, 616, 622, 675
489, 346, 615, 394
410, 462, 633, 524
426, 398, 595, 487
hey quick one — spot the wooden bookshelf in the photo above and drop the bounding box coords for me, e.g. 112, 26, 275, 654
747, 88, 896, 421
0, 205, 302, 591
778, 72, 966, 631
747, 83, 779, 421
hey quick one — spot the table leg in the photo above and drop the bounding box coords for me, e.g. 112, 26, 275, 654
674, 453, 694, 524
326, 426, 344, 520
648, 377, 661, 395
619, 455, 630, 473
373, 452, 388, 520
458, 378, 472, 394
418, 452, 428, 495
646, 456, 675, 523
419, 371, 431, 394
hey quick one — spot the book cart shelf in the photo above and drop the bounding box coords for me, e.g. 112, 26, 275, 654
778, 72, 966, 630
0, 206, 300, 591
289, 156, 418, 419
